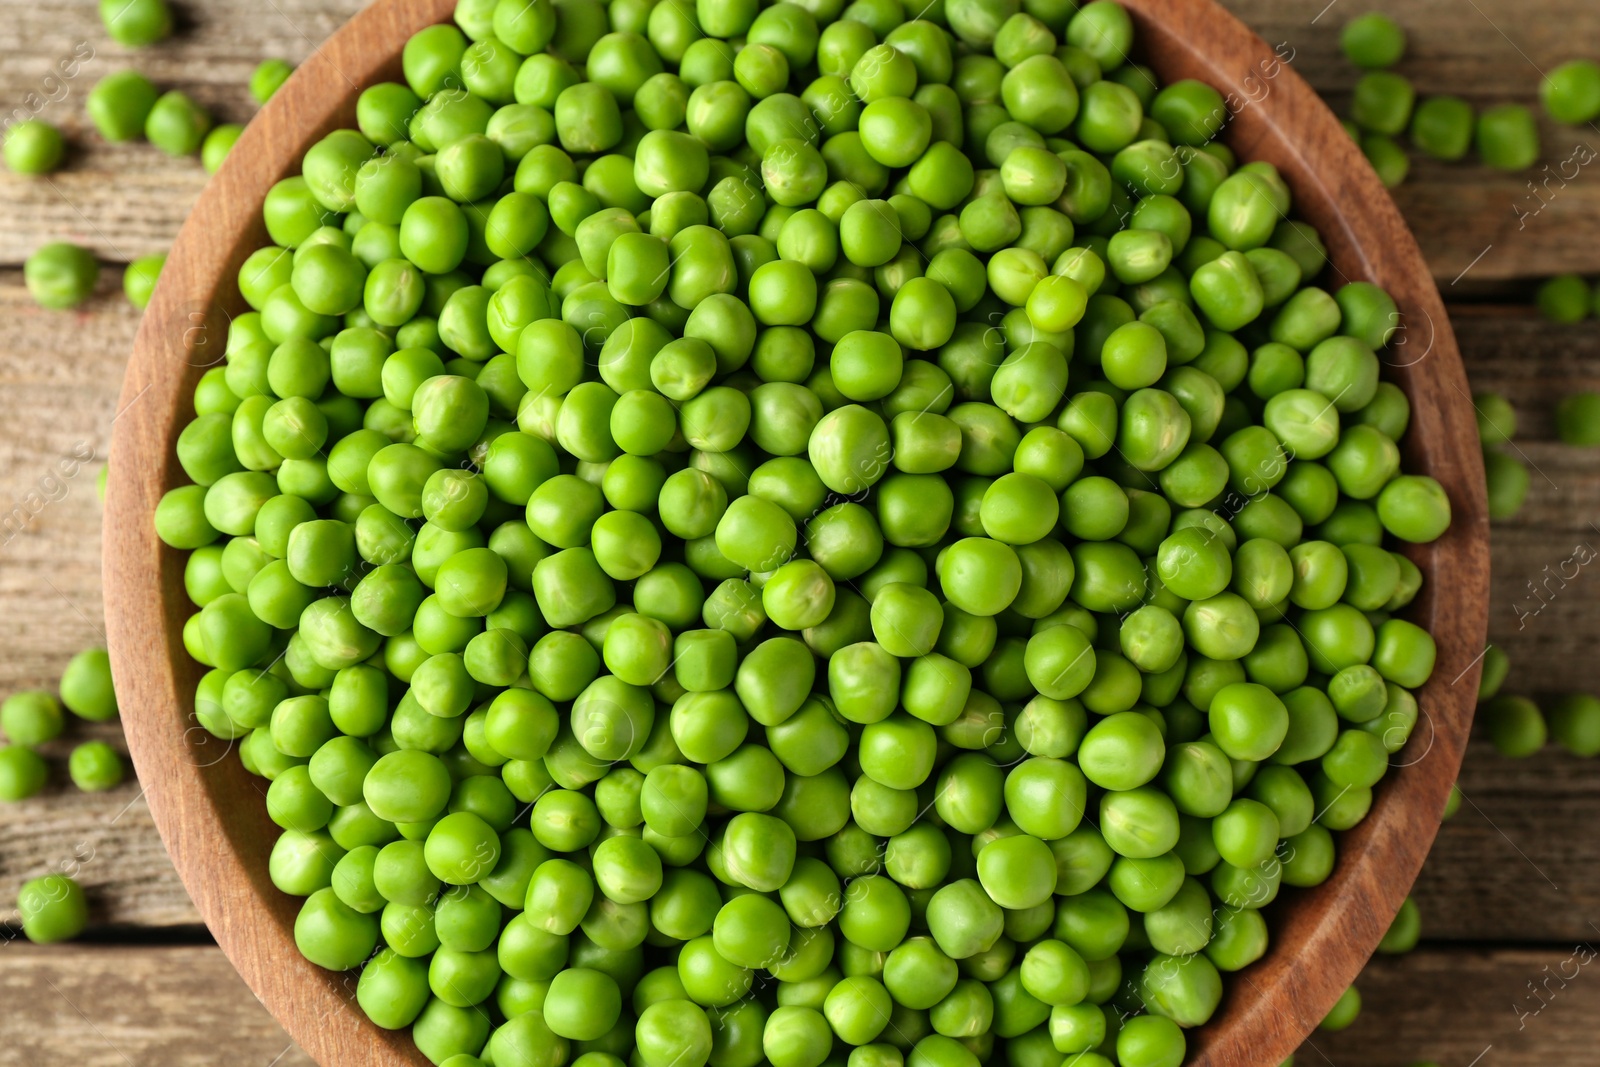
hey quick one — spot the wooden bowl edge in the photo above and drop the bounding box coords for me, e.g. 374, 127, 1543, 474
1116, 4, 1490, 1063
102, 1, 1491, 1065
104, 2, 458, 1065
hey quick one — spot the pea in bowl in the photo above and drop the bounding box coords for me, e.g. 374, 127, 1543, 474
105, 0, 1488, 1065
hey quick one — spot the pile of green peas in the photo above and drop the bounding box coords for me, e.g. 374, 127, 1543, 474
23, 243, 101, 311
152, 0, 1455, 1064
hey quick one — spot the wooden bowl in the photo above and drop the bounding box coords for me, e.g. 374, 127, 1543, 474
104, 0, 1490, 1064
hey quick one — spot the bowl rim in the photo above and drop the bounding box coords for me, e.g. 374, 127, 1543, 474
104, 1, 1489, 1065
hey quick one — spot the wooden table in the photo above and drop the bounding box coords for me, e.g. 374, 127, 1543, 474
2, 1, 1597, 1063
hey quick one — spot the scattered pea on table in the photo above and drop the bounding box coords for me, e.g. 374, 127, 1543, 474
1484, 449, 1530, 521
3, 119, 66, 175
1555, 392, 1600, 446
0, 744, 48, 801
1475, 104, 1540, 171
1483, 695, 1547, 757
252, 59, 296, 104
1541, 59, 1600, 125
1409, 95, 1474, 162
101, 0, 172, 47
86, 69, 161, 143
203, 124, 245, 174
25, 243, 100, 311
124, 252, 168, 309
1536, 274, 1591, 324
0, 690, 66, 746
146, 90, 213, 158
17, 874, 90, 943
68, 741, 126, 792
62, 648, 119, 721
1547, 693, 1600, 757
1340, 12, 1406, 70
1473, 393, 1516, 447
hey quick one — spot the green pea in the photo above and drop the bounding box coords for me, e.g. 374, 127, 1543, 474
24, 242, 100, 311
4, 118, 66, 175
1537, 691, 1600, 758
1476, 104, 1540, 171
1542, 59, 1600, 125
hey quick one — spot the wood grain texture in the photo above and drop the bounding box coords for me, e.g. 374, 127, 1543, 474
0, 943, 316, 1067
0, 0, 369, 266
1222, 0, 1600, 283
1313, 945, 1600, 1067
9, 0, 1600, 279
95, 3, 1486, 1067
0, 272, 121, 670
0, 773, 200, 931
1414, 740, 1600, 944
1461, 311, 1600, 699
1298, 946, 1600, 1067
0, 270, 203, 928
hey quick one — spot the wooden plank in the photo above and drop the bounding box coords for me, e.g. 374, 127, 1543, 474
0, 269, 201, 927
0, 941, 1592, 1067
1412, 740, 1600, 943
3, 0, 1600, 280
1312, 945, 1600, 1067
1222, 0, 1600, 283
0, 780, 201, 929
0, 944, 315, 1067
0, 0, 366, 265
0, 270, 125, 696
1463, 311, 1600, 694
1486, 524, 1600, 688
